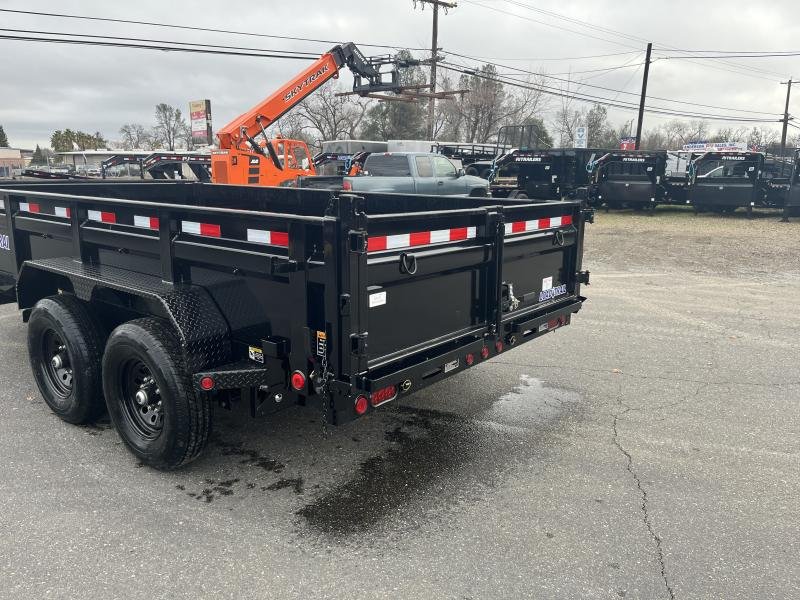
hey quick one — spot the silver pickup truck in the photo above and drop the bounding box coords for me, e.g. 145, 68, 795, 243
294, 152, 491, 196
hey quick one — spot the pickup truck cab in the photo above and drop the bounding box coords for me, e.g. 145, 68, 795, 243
296, 152, 491, 197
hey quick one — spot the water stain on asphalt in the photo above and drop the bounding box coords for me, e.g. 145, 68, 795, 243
298, 376, 581, 537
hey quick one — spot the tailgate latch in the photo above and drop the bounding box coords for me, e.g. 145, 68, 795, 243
349, 231, 368, 254
577, 270, 591, 285
350, 332, 368, 355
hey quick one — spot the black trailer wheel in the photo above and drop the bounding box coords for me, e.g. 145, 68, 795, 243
103, 318, 211, 470
27, 295, 106, 424
465, 166, 479, 176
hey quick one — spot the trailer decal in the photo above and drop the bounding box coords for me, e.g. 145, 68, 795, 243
0, 234, 9, 250
246, 229, 289, 247
367, 226, 477, 252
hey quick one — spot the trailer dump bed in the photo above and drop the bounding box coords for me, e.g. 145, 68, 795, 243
0, 181, 590, 468
588, 150, 667, 210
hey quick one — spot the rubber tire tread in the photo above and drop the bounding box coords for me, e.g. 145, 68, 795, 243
103, 318, 211, 470
27, 294, 106, 424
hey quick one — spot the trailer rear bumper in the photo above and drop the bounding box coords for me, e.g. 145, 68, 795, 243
335, 296, 584, 422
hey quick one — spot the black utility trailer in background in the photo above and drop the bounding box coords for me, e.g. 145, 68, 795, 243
587, 150, 667, 212
783, 150, 800, 220
687, 151, 766, 216
0, 181, 590, 469
490, 148, 601, 201
432, 143, 507, 179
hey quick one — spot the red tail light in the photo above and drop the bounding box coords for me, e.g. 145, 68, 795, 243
480, 346, 490, 360
370, 384, 398, 407
200, 376, 215, 391
290, 371, 306, 391
354, 395, 369, 415
495, 340, 504, 353
342, 180, 353, 191
465, 353, 475, 366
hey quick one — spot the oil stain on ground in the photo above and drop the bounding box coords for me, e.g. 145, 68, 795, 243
298, 376, 581, 537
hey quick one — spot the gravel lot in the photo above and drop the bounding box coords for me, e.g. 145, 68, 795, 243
1, 207, 798, 599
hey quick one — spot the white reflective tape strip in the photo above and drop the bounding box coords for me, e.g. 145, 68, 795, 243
385, 233, 411, 250
182, 221, 201, 235
550, 216, 562, 227
467, 226, 477, 239
19, 202, 31, 212
429, 229, 451, 244
0, 199, 5, 209
54, 206, 70, 218
247, 229, 271, 244
134, 215, 157, 229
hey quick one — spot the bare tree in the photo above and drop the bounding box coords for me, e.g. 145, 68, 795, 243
152, 103, 188, 151
292, 82, 370, 149
119, 123, 154, 150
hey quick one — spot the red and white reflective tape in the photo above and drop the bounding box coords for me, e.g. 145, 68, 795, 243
368, 226, 476, 252
88, 209, 117, 224
54, 206, 71, 218
19, 202, 40, 213
134, 215, 160, 230
505, 214, 572, 236
182, 220, 221, 238
246, 229, 289, 247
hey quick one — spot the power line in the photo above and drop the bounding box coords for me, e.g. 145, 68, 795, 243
456, 50, 642, 62
0, 32, 323, 60
444, 51, 780, 116
437, 62, 781, 123
457, 0, 643, 50
0, 7, 428, 51
0, 28, 321, 57
485, 0, 791, 81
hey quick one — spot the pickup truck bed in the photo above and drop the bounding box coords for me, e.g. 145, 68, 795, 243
0, 181, 590, 469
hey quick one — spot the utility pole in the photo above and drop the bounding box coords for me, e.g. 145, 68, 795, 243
413, 0, 456, 140
780, 78, 793, 222
780, 78, 793, 159
634, 42, 653, 150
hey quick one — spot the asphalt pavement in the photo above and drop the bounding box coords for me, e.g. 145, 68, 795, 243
1, 208, 798, 599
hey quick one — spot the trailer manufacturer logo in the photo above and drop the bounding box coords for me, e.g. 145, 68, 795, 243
316, 331, 327, 357
538, 284, 567, 302
721, 155, 746, 161
516, 156, 543, 162
284, 65, 330, 102
443, 358, 460, 373
0, 234, 9, 251
248, 345, 264, 364
622, 157, 646, 163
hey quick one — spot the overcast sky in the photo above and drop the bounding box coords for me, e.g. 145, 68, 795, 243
2, 0, 799, 149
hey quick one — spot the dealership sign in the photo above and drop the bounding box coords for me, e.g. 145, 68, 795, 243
682, 141, 747, 152
189, 99, 213, 146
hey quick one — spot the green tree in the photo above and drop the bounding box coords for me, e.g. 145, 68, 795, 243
31, 144, 44, 164
0, 125, 8, 147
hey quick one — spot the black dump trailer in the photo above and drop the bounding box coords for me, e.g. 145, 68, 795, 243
490, 148, 601, 201
587, 150, 667, 211
0, 181, 590, 469
686, 151, 766, 215
783, 150, 800, 220
433, 143, 507, 180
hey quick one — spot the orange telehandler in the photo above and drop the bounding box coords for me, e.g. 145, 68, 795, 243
212, 43, 399, 186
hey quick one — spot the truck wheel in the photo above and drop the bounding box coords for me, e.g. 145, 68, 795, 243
465, 166, 479, 176
27, 295, 106, 424
102, 318, 211, 470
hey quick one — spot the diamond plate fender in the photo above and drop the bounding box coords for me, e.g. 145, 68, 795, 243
17, 258, 231, 372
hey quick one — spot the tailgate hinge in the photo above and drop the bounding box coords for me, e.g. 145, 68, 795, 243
577, 270, 591, 285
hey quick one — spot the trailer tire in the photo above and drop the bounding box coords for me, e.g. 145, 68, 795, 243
103, 318, 211, 470
27, 295, 107, 424
465, 166, 480, 176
